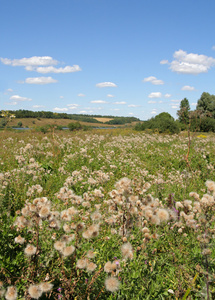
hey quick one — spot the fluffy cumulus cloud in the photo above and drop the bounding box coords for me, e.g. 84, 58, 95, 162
25, 77, 58, 84
128, 104, 139, 107
164, 93, 171, 98
1, 56, 58, 67
10, 95, 32, 101
181, 85, 195, 91
148, 100, 157, 104
30, 65, 81, 73
78, 93, 85, 97
151, 109, 157, 115
96, 82, 117, 88
1, 56, 81, 75
107, 94, 115, 98
90, 100, 107, 104
143, 76, 164, 85
168, 50, 215, 74
33, 105, 45, 108
160, 60, 168, 65
148, 92, 162, 98
114, 101, 126, 104
53, 107, 68, 112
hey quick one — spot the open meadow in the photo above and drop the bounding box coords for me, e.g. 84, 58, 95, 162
0, 129, 215, 299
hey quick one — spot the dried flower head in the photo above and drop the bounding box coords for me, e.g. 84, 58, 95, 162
105, 276, 120, 292
39, 282, 53, 293
24, 244, 37, 256
14, 235, 25, 244
5, 286, 17, 300
28, 285, 43, 299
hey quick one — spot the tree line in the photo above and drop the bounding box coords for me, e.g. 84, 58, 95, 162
0, 110, 140, 127
135, 92, 215, 134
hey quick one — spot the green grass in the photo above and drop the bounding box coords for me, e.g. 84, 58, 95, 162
0, 129, 215, 299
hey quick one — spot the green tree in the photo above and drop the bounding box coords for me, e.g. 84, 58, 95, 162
177, 98, 190, 124
196, 92, 215, 117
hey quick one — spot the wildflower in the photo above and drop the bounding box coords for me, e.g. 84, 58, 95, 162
39, 205, 50, 219
63, 224, 71, 233
121, 242, 133, 260
14, 235, 25, 244
61, 245, 75, 257
156, 208, 169, 222
86, 262, 97, 272
5, 286, 17, 300
105, 276, 120, 292
104, 261, 114, 273
54, 241, 66, 252
39, 282, 53, 293
24, 244, 37, 256
28, 285, 43, 299
76, 258, 87, 269
91, 211, 102, 222
76, 222, 85, 232
205, 180, 215, 193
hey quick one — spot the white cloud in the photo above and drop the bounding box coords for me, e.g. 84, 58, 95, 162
33, 105, 45, 108
78, 93, 85, 97
212, 46, 215, 50
1, 56, 57, 67
67, 103, 79, 107
10, 95, 32, 101
25, 77, 58, 84
191, 102, 197, 106
181, 85, 195, 91
96, 82, 117, 88
171, 105, 178, 109
34, 65, 81, 73
67, 104, 79, 110
91, 100, 107, 104
79, 110, 88, 114
128, 113, 134, 115
6, 101, 18, 105
6, 88, 13, 93
148, 100, 157, 104
148, 92, 162, 98
164, 93, 171, 98
128, 104, 139, 107
171, 99, 180, 103
168, 49, 215, 74
60, 96, 64, 99
151, 109, 157, 115
107, 94, 115, 98
143, 76, 164, 85
160, 60, 168, 64
114, 101, 126, 104
53, 107, 68, 112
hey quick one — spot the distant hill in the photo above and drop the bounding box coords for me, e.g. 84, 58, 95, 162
0, 109, 140, 128
0, 109, 140, 125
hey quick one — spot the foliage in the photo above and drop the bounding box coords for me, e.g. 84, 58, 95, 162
134, 112, 180, 134
0, 130, 215, 299
0, 110, 140, 125
177, 98, 191, 124
197, 92, 215, 117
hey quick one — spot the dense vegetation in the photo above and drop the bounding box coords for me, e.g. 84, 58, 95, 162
135, 92, 215, 134
0, 110, 140, 127
0, 129, 215, 299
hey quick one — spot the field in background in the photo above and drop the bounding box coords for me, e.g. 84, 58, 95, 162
9, 117, 120, 128
0, 129, 215, 299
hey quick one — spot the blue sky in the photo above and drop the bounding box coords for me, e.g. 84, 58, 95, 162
1, 0, 215, 120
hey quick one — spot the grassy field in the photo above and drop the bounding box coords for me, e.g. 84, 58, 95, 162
0, 129, 215, 299
8, 118, 122, 128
